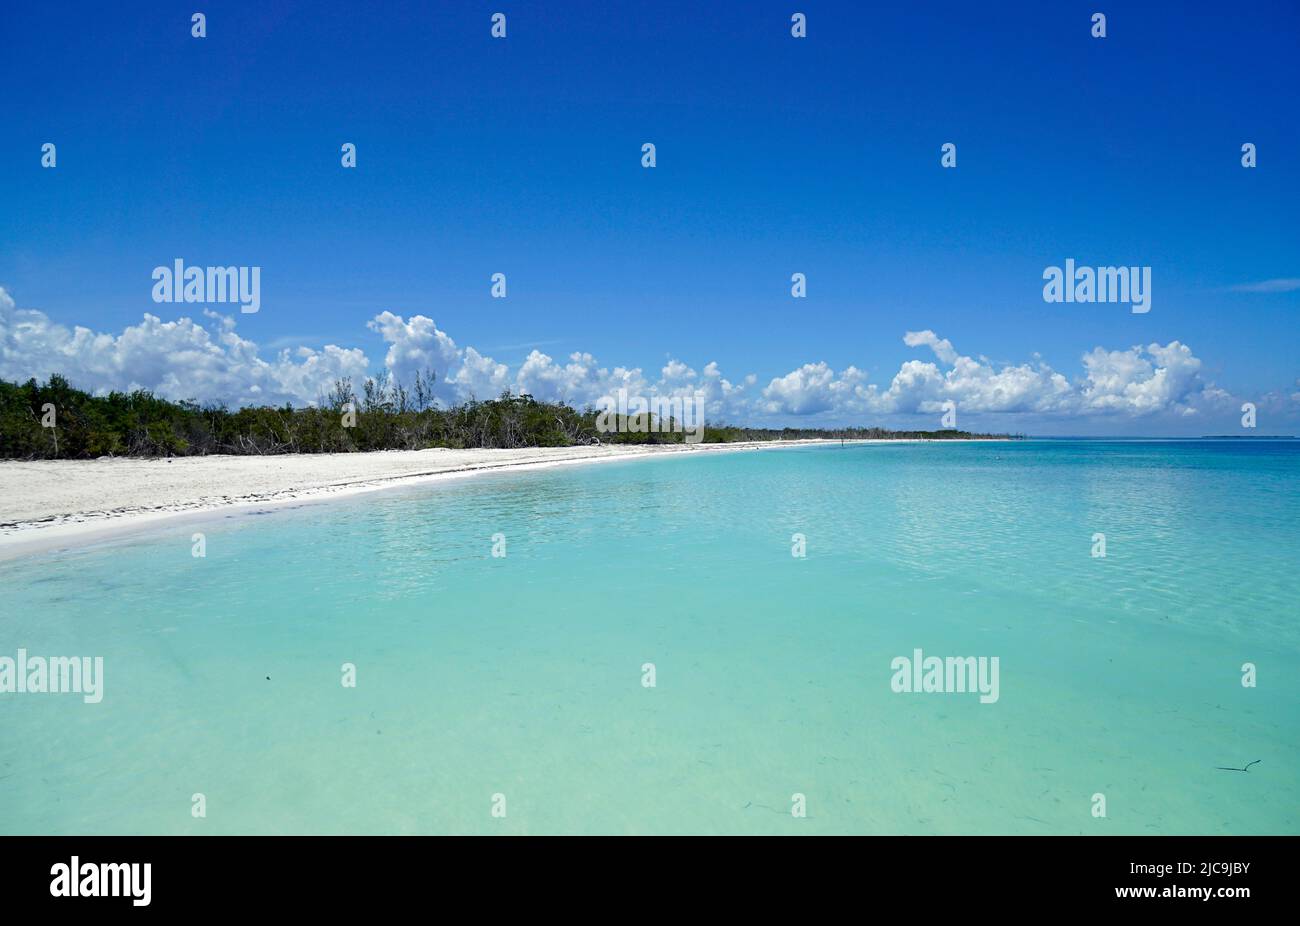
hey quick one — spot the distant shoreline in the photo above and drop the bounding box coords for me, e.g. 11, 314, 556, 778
0, 439, 1002, 560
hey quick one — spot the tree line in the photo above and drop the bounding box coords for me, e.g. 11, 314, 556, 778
0, 373, 1014, 459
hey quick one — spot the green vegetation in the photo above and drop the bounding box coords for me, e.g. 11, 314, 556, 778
0, 374, 1015, 459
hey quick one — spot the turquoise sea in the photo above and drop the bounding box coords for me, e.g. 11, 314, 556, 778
1, 440, 1297, 834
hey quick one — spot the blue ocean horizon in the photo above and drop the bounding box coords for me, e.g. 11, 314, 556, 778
1, 440, 1296, 834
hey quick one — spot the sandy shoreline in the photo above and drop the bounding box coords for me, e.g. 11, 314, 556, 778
0, 439, 907, 559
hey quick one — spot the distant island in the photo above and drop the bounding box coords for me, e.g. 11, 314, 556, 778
1200, 435, 1296, 439
1, 374, 1018, 460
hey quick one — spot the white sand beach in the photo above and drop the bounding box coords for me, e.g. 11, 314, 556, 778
0, 439, 884, 558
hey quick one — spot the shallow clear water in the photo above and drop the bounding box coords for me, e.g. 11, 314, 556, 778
1, 441, 1297, 834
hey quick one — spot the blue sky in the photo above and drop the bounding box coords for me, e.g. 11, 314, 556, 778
2, 0, 1297, 434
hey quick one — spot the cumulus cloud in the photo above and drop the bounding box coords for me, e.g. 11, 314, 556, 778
365, 310, 460, 389
902, 329, 958, 365
1077, 341, 1202, 415
755, 330, 1220, 422
0, 286, 1243, 425
0, 288, 368, 407
449, 346, 511, 399
759, 362, 873, 416
514, 349, 646, 406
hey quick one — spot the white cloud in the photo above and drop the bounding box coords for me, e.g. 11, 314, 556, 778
449, 346, 511, 399
0, 287, 1247, 426
0, 288, 368, 407
903, 329, 958, 365
1227, 278, 1300, 293
365, 310, 461, 400
759, 362, 873, 416
1077, 341, 1203, 415
756, 332, 1220, 423
514, 350, 647, 406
